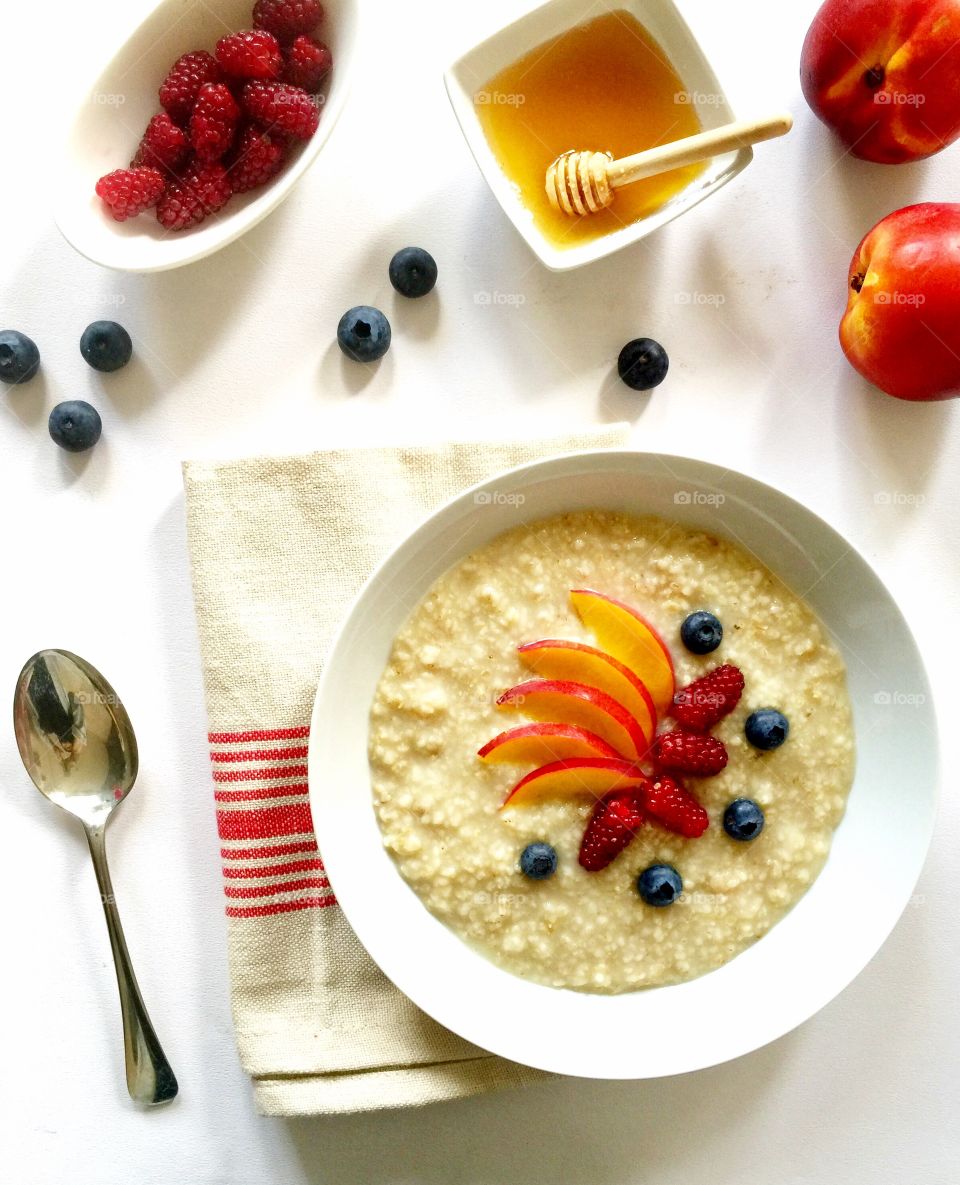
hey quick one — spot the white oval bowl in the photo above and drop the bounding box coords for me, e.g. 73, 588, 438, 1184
310, 451, 938, 1079
55, 0, 360, 273
444, 0, 753, 271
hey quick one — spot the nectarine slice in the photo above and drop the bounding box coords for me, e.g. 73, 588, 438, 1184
496, 679, 649, 760
501, 757, 646, 808
478, 722, 619, 764
569, 589, 675, 716
517, 639, 656, 745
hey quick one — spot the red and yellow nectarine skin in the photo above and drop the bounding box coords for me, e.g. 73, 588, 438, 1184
496, 679, 650, 760
840, 202, 960, 401
801, 0, 960, 163
477, 722, 620, 764
500, 757, 646, 809
568, 589, 675, 717
517, 639, 657, 744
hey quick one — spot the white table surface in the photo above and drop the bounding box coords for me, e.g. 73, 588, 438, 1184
2, 0, 957, 1181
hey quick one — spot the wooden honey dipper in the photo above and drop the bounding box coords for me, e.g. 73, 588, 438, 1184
545, 113, 793, 216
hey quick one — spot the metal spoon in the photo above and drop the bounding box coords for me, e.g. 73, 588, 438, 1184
14, 649, 178, 1106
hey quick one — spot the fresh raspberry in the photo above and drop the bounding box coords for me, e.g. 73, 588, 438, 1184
652, 729, 728, 777
670, 663, 745, 731
216, 30, 282, 79
641, 775, 709, 838
253, 0, 323, 43
227, 123, 285, 192
190, 83, 241, 161
95, 167, 165, 221
132, 113, 189, 171
156, 162, 231, 230
159, 51, 223, 124
282, 35, 332, 91
242, 81, 319, 138
579, 789, 645, 872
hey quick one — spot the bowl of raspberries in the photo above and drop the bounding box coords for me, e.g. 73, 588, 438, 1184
56, 0, 359, 271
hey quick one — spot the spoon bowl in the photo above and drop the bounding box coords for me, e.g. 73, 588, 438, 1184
15, 650, 177, 1106
54, 0, 361, 273
15, 649, 138, 825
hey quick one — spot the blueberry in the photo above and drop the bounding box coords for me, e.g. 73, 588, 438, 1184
0, 329, 40, 384
723, 798, 765, 841
681, 610, 723, 654
636, 863, 682, 906
519, 842, 558, 880
617, 337, 669, 390
49, 400, 102, 452
389, 246, 438, 298
337, 306, 391, 362
745, 708, 790, 751
80, 320, 132, 372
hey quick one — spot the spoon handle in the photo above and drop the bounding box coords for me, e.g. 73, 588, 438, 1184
84, 825, 179, 1106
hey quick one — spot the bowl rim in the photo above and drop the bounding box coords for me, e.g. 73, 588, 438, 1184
53, 0, 362, 273
443, 0, 753, 271
309, 448, 939, 1078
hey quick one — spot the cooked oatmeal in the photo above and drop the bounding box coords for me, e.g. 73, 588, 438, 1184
369, 511, 855, 993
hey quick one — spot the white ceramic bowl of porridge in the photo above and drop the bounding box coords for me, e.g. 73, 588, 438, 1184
309, 451, 937, 1079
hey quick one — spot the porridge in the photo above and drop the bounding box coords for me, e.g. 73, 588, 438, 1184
369, 511, 855, 993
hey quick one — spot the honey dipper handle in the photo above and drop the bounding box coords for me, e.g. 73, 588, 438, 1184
606, 112, 793, 189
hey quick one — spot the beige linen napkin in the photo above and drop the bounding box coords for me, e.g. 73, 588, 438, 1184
182, 425, 629, 1116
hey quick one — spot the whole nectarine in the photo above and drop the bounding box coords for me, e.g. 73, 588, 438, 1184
801, 0, 960, 162
840, 202, 960, 401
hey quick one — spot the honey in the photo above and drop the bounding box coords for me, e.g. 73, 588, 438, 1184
474, 10, 705, 249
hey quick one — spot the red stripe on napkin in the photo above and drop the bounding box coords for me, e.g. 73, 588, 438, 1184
224, 877, 331, 899
219, 840, 318, 860
214, 784, 309, 803
216, 802, 315, 841
212, 765, 308, 783
225, 895, 337, 918
211, 746, 310, 763
209, 726, 311, 743
223, 858, 324, 879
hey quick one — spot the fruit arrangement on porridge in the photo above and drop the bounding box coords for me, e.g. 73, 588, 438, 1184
369, 511, 855, 993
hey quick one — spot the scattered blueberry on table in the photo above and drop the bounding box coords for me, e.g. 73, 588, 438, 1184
389, 247, 438, 298
80, 321, 133, 372
337, 306, 391, 363
519, 842, 558, 880
745, 708, 790, 750
636, 863, 682, 906
0, 329, 40, 385
617, 337, 669, 390
723, 798, 765, 841
48, 401, 102, 453
681, 610, 723, 654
